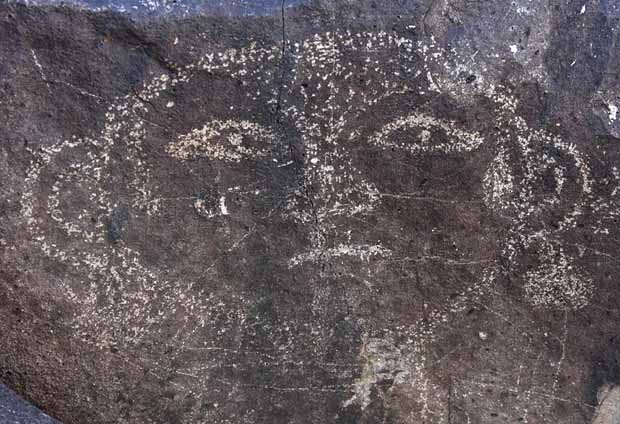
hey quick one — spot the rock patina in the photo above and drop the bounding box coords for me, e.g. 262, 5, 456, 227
2, 1, 620, 423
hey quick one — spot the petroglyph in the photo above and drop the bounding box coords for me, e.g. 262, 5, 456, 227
168, 119, 277, 162
369, 112, 484, 154
523, 240, 593, 309
18, 28, 618, 422
288, 243, 392, 268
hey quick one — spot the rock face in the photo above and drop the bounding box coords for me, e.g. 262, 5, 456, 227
2, 1, 620, 423
0, 384, 60, 424
593, 386, 620, 424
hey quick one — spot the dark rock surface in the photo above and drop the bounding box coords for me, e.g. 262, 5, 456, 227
2, 0, 620, 423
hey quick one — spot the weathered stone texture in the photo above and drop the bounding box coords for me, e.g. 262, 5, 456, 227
2, 1, 620, 423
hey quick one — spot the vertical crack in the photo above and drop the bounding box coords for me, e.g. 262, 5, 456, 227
274, 0, 296, 166
275, 0, 288, 125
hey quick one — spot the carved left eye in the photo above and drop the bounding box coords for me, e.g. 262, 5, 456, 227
166, 119, 277, 162
368, 112, 484, 154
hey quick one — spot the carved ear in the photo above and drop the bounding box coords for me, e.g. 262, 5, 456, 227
484, 129, 592, 232
22, 139, 113, 263
525, 136, 592, 230
167, 119, 278, 163
483, 129, 594, 310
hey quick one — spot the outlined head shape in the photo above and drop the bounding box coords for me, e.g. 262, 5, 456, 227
21, 31, 598, 362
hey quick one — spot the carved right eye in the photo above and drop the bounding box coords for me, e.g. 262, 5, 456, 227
166, 119, 277, 162
368, 112, 484, 154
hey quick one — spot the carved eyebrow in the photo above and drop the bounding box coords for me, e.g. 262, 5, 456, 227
166, 119, 277, 162
368, 112, 484, 154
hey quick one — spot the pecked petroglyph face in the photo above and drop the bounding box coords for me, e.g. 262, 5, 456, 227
20, 30, 611, 420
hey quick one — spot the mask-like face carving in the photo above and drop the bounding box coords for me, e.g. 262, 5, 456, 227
21, 31, 602, 421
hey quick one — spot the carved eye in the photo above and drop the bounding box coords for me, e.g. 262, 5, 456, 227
368, 112, 484, 154
166, 119, 277, 162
